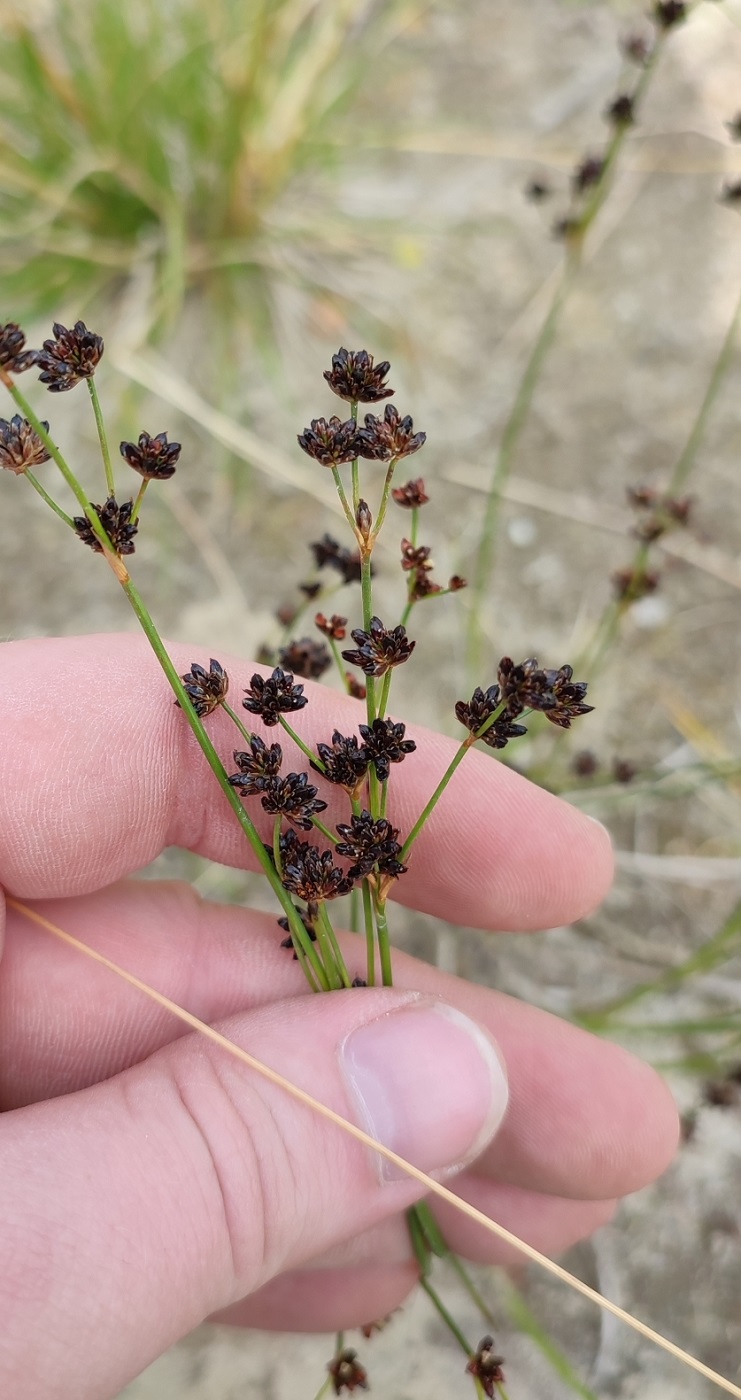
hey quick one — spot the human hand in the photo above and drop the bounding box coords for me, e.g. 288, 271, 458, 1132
0, 635, 679, 1400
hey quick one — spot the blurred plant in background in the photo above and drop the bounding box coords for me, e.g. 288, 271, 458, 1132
0, 0, 406, 340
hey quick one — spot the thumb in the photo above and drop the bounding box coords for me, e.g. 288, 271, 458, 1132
1, 986, 508, 1400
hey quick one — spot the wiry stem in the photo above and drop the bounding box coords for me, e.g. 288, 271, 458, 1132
87, 379, 115, 497
24, 469, 74, 526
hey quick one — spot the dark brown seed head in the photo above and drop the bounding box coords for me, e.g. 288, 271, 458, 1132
259, 772, 328, 830
0, 415, 51, 474
612, 758, 636, 784
720, 179, 741, 206
119, 431, 181, 481
342, 616, 416, 678
455, 685, 528, 749
498, 656, 593, 728
448, 574, 467, 591
391, 477, 430, 509
278, 904, 318, 955
37, 320, 103, 392
703, 1079, 739, 1109
606, 93, 635, 127
358, 717, 416, 781
299, 581, 323, 600
312, 729, 370, 795
621, 30, 652, 65
335, 810, 407, 881
356, 403, 426, 461
627, 485, 659, 510
297, 416, 363, 467
612, 565, 660, 601
653, 0, 686, 29
466, 1337, 505, 1399
410, 572, 442, 602
323, 348, 393, 404
310, 533, 363, 585
242, 668, 308, 727
572, 749, 599, 778
73, 497, 138, 556
0, 322, 37, 373
278, 637, 331, 681
572, 154, 605, 194
315, 613, 348, 641
281, 840, 354, 902
346, 673, 367, 701
328, 1348, 369, 1395
400, 539, 434, 574
176, 658, 228, 717
356, 498, 373, 544
228, 736, 283, 795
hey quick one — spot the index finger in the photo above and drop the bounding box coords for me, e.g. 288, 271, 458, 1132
0, 634, 612, 928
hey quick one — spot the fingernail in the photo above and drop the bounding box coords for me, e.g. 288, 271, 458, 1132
340, 1001, 509, 1181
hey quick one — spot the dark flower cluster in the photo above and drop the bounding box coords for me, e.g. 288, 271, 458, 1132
342, 616, 416, 678
310, 534, 363, 585
357, 404, 426, 461
0, 415, 51, 474
177, 659, 229, 717
621, 30, 652, 65
243, 668, 308, 726
312, 730, 370, 796
627, 485, 692, 541
654, 0, 686, 29
324, 347, 393, 404
280, 833, 354, 902
37, 320, 103, 392
228, 736, 283, 795
73, 496, 137, 556
497, 656, 593, 728
398, 538, 466, 603
278, 637, 331, 680
359, 717, 416, 781
346, 674, 367, 700
572, 154, 605, 194
259, 772, 328, 830
335, 811, 407, 881
327, 1347, 369, 1395
120, 431, 181, 481
278, 903, 318, 955
606, 93, 635, 127
315, 612, 347, 641
465, 1338, 505, 1399
613, 564, 660, 601
455, 685, 528, 750
392, 476, 429, 509
0, 322, 37, 374
298, 416, 363, 468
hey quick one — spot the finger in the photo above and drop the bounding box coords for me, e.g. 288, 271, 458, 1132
0, 634, 612, 929
0, 987, 508, 1400
0, 885, 678, 1201
210, 1188, 616, 1332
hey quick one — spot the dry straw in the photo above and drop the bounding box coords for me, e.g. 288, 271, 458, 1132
10, 895, 741, 1400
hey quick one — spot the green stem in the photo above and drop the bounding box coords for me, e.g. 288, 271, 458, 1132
377, 669, 392, 721
400, 704, 506, 862
331, 465, 357, 535
130, 478, 149, 525
222, 699, 254, 747
360, 554, 376, 724
24, 470, 74, 526
349, 884, 360, 935
272, 814, 283, 877
278, 715, 325, 772
317, 903, 352, 989
87, 379, 115, 497
420, 1278, 473, 1356
372, 455, 399, 539
328, 635, 352, 692
670, 279, 741, 495
362, 879, 376, 986
350, 400, 360, 512
314, 903, 343, 990
374, 896, 394, 987
311, 817, 339, 845
4, 379, 112, 552
410, 505, 419, 548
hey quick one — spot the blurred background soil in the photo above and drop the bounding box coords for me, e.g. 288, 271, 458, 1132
2, 1, 741, 1396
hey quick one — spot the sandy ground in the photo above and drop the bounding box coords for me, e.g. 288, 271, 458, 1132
3, 1, 741, 1397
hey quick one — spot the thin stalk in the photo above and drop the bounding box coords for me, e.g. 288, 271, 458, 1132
400, 705, 507, 862
277, 715, 325, 772
360, 554, 376, 723
3, 377, 111, 552
377, 669, 392, 721
272, 814, 283, 878
130, 478, 148, 525
328, 634, 352, 692
293, 937, 321, 994
314, 903, 343, 991
311, 817, 339, 845
87, 379, 115, 497
317, 903, 352, 989
24, 470, 74, 526
350, 400, 360, 512
372, 455, 399, 539
222, 699, 253, 747
419, 1277, 473, 1355
362, 879, 376, 986
670, 281, 741, 495
373, 896, 394, 987
349, 885, 360, 935
410, 505, 419, 548
331, 465, 357, 534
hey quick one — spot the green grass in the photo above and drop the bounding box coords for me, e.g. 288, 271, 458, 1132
0, 0, 399, 335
